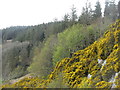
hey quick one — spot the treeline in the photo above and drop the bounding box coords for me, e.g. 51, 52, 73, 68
2, 0, 120, 43
2, 0, 120, 80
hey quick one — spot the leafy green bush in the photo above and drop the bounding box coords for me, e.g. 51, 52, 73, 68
28, 35, 58, 78
52, 24, 105, 65
47, 73, 69, 88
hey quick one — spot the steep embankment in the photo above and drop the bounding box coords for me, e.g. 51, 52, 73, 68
2, 20, 120, 88
47, 19, 120, 88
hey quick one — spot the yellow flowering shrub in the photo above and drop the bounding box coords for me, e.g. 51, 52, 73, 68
95, 81, 112, 88
2, 77, 46, 88
115, 73, 120, 88
47, 19, 120, 88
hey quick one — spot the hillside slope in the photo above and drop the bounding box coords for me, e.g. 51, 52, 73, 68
47, 19, 120, 88
2, 20, 120, 88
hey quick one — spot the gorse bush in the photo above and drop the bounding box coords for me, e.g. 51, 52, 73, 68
48, 20, 120, 88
